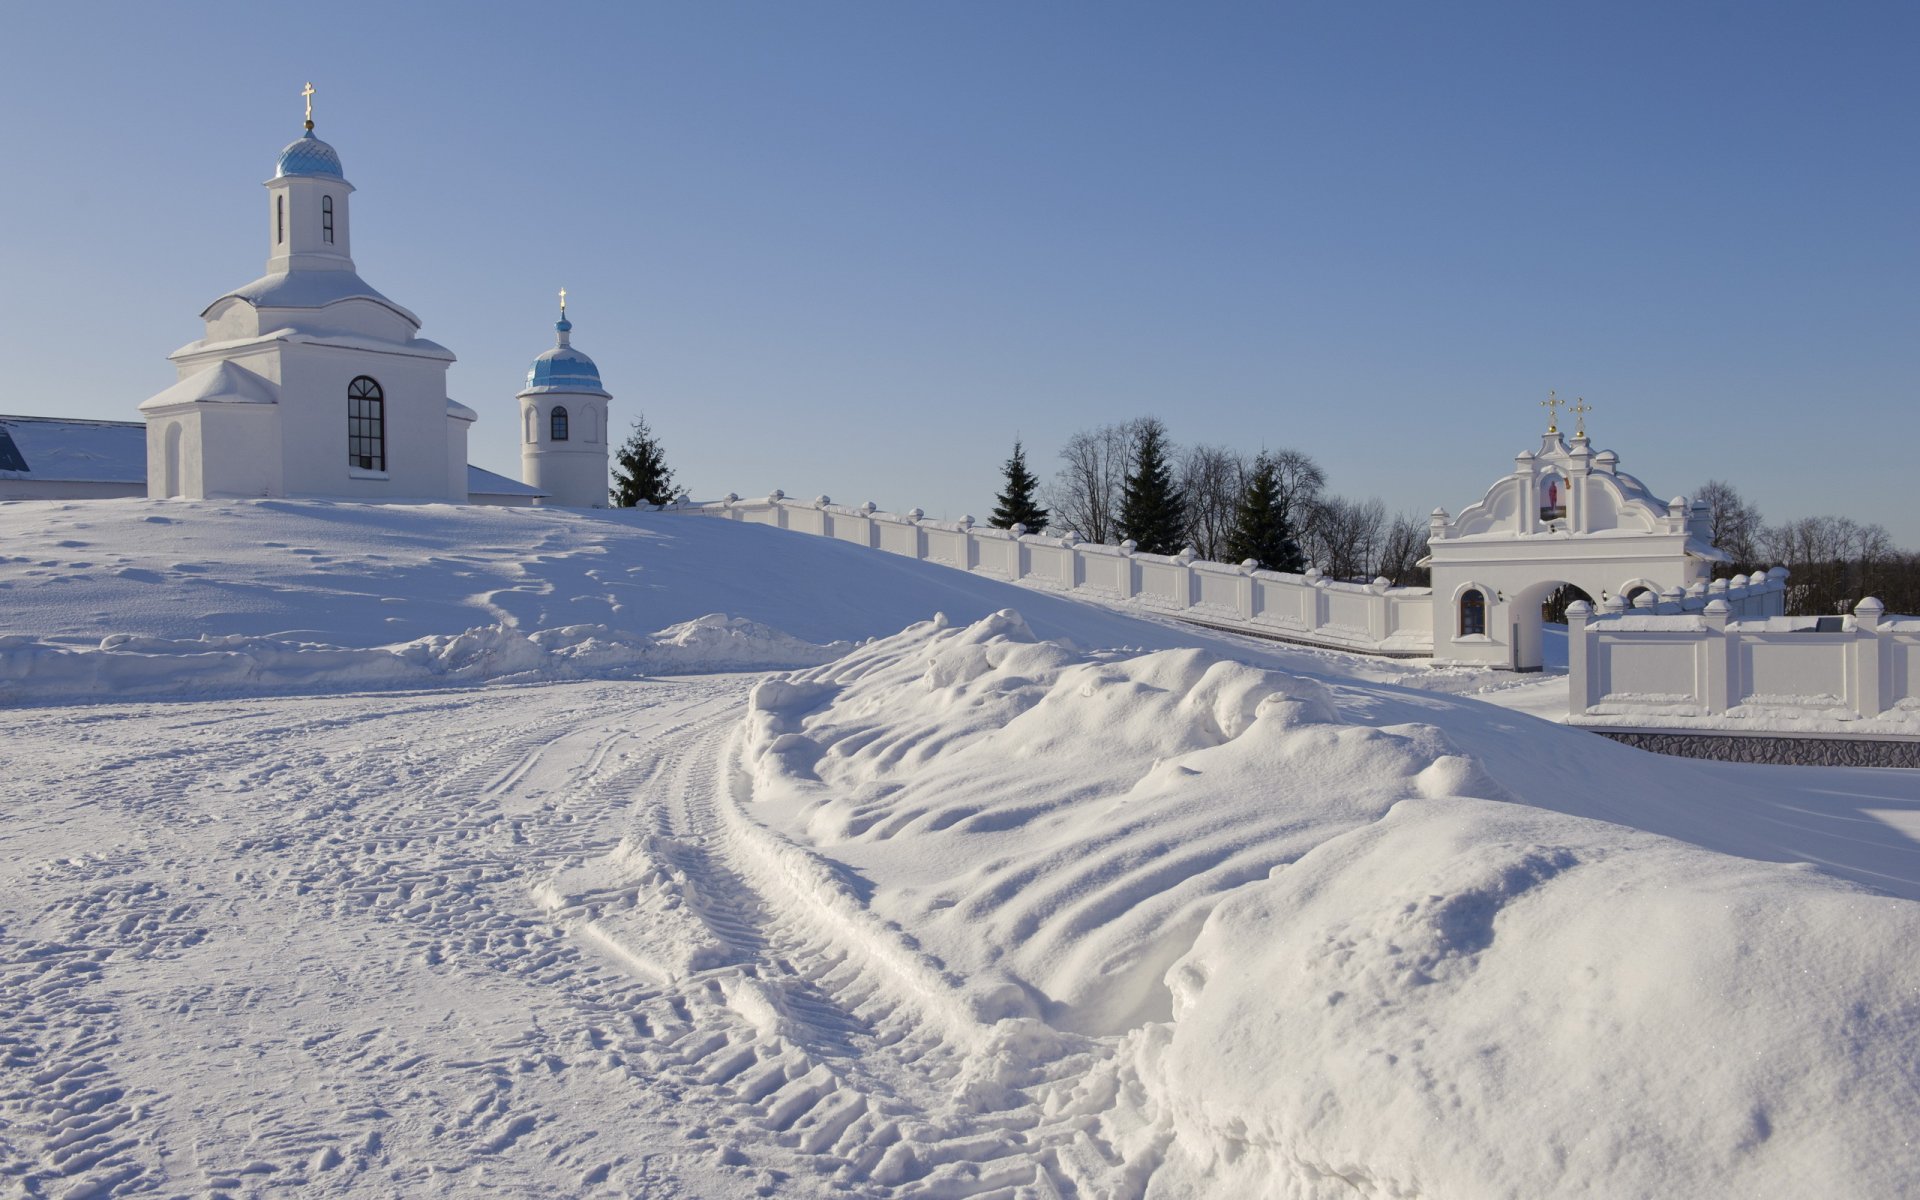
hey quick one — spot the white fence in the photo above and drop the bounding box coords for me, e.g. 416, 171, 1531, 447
678, 494, 1435, 656
1568, 596, 1920, 729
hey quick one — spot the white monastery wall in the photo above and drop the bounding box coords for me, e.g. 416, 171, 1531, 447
682, 495, 1435, 656
1568, 595, 1920, 731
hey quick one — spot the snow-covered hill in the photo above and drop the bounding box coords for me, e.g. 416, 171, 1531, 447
3, 498, 1917, 1198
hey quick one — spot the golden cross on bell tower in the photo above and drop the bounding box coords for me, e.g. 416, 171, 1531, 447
558, 287, 568, 317
302, 82, 316, 130
1569, 397, 1592, 438
1540, 389, 1561, 434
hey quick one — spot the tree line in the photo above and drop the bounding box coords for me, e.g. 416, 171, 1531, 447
1694, 480, 1920, 616
990, 418, 1431, 584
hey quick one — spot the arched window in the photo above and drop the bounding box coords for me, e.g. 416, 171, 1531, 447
348, 376, 385, 471
277, 196, 285, 244
322, 195, 334, 244
1460, 588, 1487, 637
550, 406, 569, 441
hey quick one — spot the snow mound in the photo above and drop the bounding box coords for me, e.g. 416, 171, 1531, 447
0, 616, 849, 704
743, 608, 1493, 1034
1137, 797, 1920, 1197
737, 609, 1920, 1196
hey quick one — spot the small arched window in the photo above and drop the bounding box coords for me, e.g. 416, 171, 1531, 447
276, 195, 285, 244
348, 376, 385, 471
322, 195, 334, 244
550, 406, 569, 441
1460, 589, 1487, 637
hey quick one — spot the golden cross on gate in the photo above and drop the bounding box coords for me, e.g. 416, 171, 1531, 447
1540, 390, 1561, 433
558, 287, 567, 316
1569, 397, 1592, 437
302, 82, 315, 129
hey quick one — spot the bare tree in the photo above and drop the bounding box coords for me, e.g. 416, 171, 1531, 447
1045, 420, 1140, 544
1375, 511, 1431, 586
1268, 448, 1327, 533
1305, 495, 1387, 581
1179, 444, 1246, 561
1694, 479, 1763, 562
1756, 515, 1896, 615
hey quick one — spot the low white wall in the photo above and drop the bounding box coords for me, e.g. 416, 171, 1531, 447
680, 495, 1435, 656
1568, 596, 1919, 728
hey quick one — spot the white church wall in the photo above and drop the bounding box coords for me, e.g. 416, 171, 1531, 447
681, 497, 1435, 657
277, 348, 457, 500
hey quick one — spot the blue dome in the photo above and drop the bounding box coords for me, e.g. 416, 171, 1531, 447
275, 129, 344, 179
525, 319, 607, 392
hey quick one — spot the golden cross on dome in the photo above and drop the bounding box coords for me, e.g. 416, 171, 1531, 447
302, 82, 315, 129
1540, 389, 1561, 433
558, 287, 568, 317
1569, 397, 1592, 437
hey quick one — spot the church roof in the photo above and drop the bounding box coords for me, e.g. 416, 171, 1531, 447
202, 269, 421, 327
467, 464, 546, 498
139, 360, 282, 413
275, 129, 345, 180
0, 415, 147, 484
521, 316, 610, 397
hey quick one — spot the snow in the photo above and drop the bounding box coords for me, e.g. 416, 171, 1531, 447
3, 497, 1918, 1198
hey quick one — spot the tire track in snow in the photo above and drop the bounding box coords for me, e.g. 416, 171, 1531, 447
544, 717, 1139, 1198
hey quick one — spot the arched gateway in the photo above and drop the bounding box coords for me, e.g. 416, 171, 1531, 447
1425, 414, 1730, 669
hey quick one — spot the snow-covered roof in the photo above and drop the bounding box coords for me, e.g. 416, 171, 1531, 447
201, 269, 420, 328
0, 415, 147, 484
521, 317, 609, 397
139, 360, 282, 413
467, 464, 545, 498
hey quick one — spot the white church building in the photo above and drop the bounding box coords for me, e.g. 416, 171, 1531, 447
130, 93, 606, 507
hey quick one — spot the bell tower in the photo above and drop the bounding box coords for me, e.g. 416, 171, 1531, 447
518, 291, 613, 507
265, 83, 355, 274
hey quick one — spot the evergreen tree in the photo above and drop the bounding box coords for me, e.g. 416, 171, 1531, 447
1118, 417, 1185, 554
1225, 452, 1304, 572
988, 440, 1049, 531
609, 415, 678, 507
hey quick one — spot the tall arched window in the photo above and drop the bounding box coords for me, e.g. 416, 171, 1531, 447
348, 376, 385, 471
1460, 588, 1487, 637
550, 406, 569, 441
322, 195, 335, 244
277, 196, 285, 244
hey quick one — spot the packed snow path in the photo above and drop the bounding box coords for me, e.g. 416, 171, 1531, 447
1, 679, 1130, 1199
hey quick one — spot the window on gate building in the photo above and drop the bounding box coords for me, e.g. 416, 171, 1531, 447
550, 406, 569, 441
348, 376, 385, 471
1460, 588, 1487, 637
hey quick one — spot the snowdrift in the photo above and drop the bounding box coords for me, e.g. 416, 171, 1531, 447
741, 609, 1920, 1196
0, 615, 846, 703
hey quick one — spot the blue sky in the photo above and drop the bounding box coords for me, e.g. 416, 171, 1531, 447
2, 2, 1914, 542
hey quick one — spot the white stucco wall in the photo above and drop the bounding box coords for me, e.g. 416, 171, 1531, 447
681, 497, 1435, 656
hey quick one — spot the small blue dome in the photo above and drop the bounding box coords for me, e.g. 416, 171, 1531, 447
527, 346, 604, 390
275, 129, 344, 179
526, 318, 606, 392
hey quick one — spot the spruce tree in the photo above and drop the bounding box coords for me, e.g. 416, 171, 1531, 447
1224, 452, 1304, 572
1118, 417, 1185, 554
609, 415, 678, 507
989, 440, 1049, 531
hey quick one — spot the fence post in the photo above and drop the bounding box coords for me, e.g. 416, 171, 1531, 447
1120, 541, 1138, 600
1567, 601, 1593, 716
1701, 599, 1730, 715
1854, 597, 1885, 718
